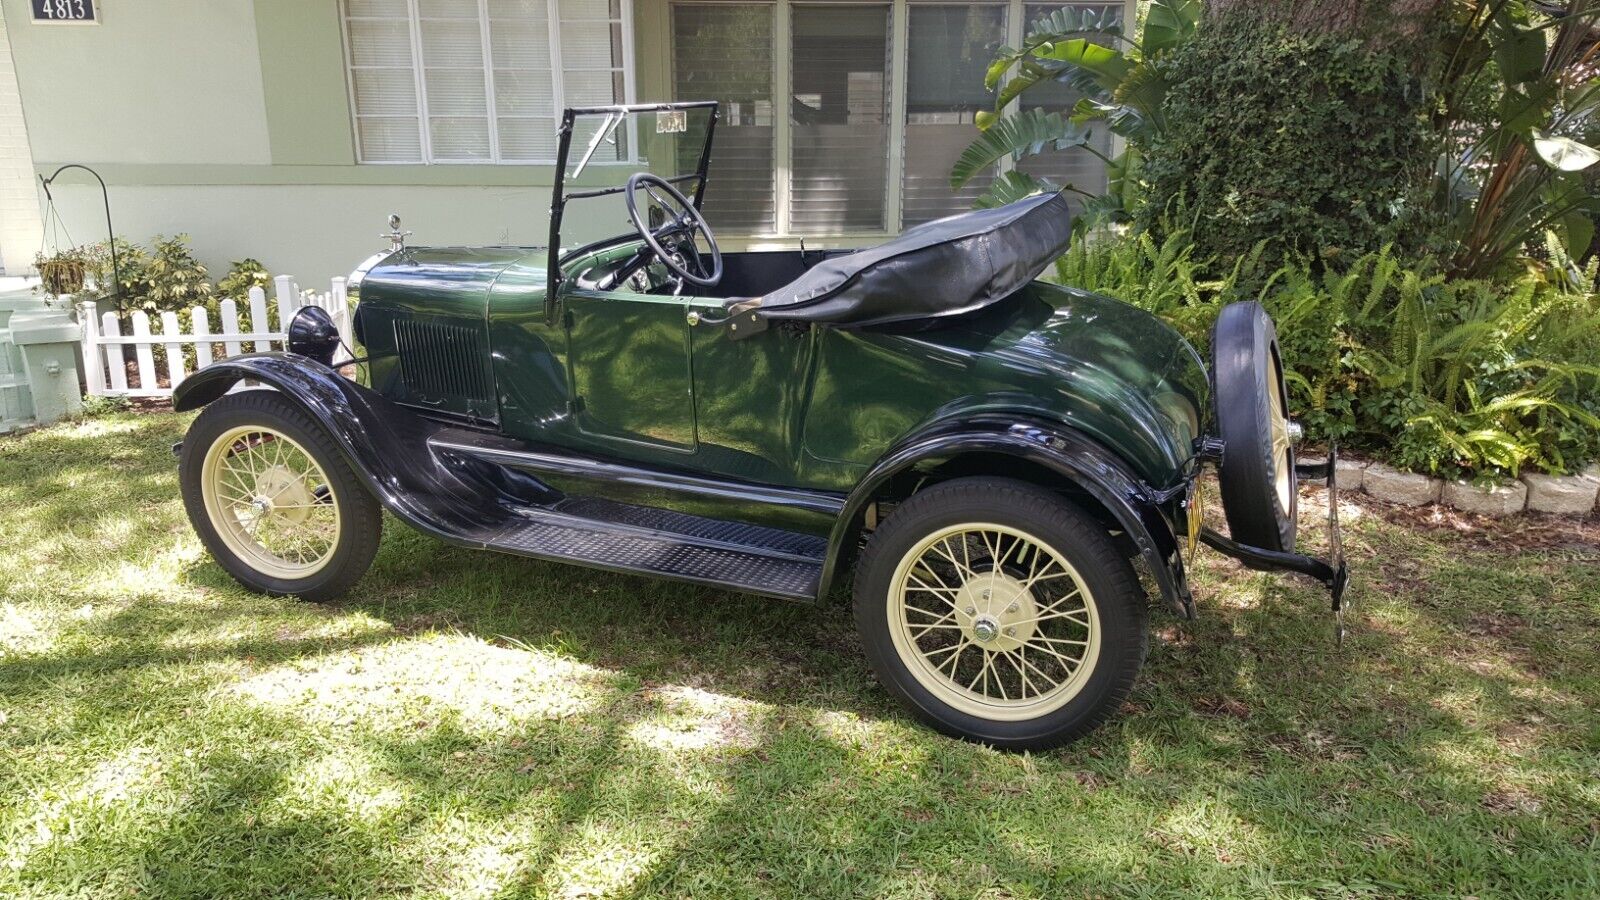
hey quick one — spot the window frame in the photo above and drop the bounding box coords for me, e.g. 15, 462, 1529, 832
340, 0, 639, 165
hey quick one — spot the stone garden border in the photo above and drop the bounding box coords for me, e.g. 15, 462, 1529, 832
1300, 456, 1600, 517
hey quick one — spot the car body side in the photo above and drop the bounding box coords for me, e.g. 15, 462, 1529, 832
348, 243, 1207, 490
178, 240, 1211, 614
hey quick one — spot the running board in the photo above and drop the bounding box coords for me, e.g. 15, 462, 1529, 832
478, 498, 823, 601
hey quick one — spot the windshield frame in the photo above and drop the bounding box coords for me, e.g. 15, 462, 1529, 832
546, 101, 719, 314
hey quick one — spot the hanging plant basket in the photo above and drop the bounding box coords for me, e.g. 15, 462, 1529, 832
36, 250, 88, 297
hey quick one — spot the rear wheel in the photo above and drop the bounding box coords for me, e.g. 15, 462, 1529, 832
853, 478, 1147, 750
180, 391, 381, 602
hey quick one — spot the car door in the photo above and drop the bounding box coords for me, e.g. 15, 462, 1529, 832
562, 285, 698, 454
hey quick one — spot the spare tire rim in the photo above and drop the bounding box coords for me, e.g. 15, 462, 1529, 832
888, 523, 1101, 721
201, 426, 341, 579
1267, 361, 1293, 514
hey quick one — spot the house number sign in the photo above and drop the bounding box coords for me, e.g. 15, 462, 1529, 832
32, 0, 97, 23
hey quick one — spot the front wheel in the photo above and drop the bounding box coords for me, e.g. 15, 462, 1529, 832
179, 390, 382, 602
853, 477, 1147, 750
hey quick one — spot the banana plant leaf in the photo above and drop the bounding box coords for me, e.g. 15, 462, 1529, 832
951, 110, 1092, 189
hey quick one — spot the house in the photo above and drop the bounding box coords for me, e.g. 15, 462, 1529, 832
0, 0, 1119, 281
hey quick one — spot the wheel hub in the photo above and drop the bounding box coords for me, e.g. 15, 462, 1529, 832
253, 465, 314, 524
971, 615, 1000, 643
953, 571, 1037, 653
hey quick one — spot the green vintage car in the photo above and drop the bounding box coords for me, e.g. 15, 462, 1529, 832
173, 102, 1345, 749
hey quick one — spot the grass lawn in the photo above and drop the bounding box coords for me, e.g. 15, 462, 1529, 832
2, 411, 1598, 899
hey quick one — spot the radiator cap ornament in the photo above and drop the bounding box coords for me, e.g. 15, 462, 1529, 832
385, 214, 411, 252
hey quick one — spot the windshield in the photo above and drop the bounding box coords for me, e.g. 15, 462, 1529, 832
556, 103, 716, 205
548, 102, 718, 286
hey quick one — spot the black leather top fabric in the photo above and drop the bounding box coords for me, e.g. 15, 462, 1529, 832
753, 191, 1072, 327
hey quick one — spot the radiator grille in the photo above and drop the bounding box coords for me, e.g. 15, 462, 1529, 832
393, 318, 495, 416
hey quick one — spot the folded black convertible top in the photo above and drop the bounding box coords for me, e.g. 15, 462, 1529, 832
751, 190, 1072, 328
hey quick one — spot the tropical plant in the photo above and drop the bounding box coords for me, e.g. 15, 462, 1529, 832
139, 234, 214, 312
949, 0, 1201, 227
1434, 0, 1600, 277
78, 238, 152, 307
217, 258, 272, 303
76, 235, 216, 314
1061, 229, 1600, 478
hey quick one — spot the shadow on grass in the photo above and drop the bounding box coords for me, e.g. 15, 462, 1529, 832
6, 413, 1600, 896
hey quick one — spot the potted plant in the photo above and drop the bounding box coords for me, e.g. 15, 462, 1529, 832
34, 247, 90, 302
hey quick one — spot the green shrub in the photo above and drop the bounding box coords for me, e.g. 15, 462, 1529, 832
1137, 15, 1443, 272
79, 234, 214, 314
140, 234, 214, 312
216, 258, 272, 304
1059, 230, 1600, 479
77, 394, 131, 418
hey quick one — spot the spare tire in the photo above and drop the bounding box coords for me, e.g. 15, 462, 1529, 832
1212, 301, 1297, 552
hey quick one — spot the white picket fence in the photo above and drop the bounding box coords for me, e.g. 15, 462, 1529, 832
80, 275, 354, 398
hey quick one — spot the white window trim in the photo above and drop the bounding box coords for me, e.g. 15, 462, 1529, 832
341, 0, 637, 165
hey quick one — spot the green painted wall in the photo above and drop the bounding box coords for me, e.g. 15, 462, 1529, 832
8, 0, 678, 281
256, 0, 354, 165
4, 0, 271, 164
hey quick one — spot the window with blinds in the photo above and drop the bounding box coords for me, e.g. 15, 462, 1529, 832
789, 5, 891, 233
656, 0, 1118, 237
902, 4, 1007, 227
671, 4, 775, 234
342, 0, 633, 163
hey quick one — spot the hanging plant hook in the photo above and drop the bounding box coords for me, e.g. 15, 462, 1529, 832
39, 163, 120, 307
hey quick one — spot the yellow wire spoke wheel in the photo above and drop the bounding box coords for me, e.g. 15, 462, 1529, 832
1267, 360, 1294, 515
888, 522, 1102, 721
200, 425, 342, 579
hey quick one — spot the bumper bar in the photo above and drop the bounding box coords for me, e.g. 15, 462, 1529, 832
1199, 443, 1351, 642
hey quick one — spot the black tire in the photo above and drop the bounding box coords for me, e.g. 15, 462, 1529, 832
853, 477, 1147, 751
1212, 301, 1297, 552
179, 390, 382, 602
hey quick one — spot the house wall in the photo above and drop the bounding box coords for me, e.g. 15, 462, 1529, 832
0, 3, 42, 275
3, 0, 661, 282
2, 0, 1119, 283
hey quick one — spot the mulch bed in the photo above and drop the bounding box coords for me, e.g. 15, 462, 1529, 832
1336, 485, 1600, 554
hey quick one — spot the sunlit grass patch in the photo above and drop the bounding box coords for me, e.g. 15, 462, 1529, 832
229, 633, 616, 735
3, 411, 1600, 898
627, 685, 765, 755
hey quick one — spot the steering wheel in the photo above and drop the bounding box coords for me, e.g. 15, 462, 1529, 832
624, 172, 723, 288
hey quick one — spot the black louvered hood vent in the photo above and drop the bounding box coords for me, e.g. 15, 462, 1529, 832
393, 318, 497, 421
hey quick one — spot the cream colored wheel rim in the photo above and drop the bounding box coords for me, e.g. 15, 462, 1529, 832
200, 425, 341, 580
1267, 361, 1293, 513
888, 523, 1102, 721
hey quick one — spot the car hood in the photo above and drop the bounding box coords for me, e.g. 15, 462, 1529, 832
352, 246, 549, 316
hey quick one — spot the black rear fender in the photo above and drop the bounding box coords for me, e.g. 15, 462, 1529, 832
824, 416, 1194, 618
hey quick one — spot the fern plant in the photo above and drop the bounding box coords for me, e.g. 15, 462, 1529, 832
1061, 230, 1600, 478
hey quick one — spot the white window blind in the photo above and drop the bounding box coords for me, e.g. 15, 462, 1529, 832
490, 0, 557, 160
672, 4, 776, 233
789, 4, 891, 233
343, 0, 633, 163
902, 4, 1007, 227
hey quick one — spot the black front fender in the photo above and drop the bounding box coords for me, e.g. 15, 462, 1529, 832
821, 415, 1195, 618
174, 353, 546, 545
